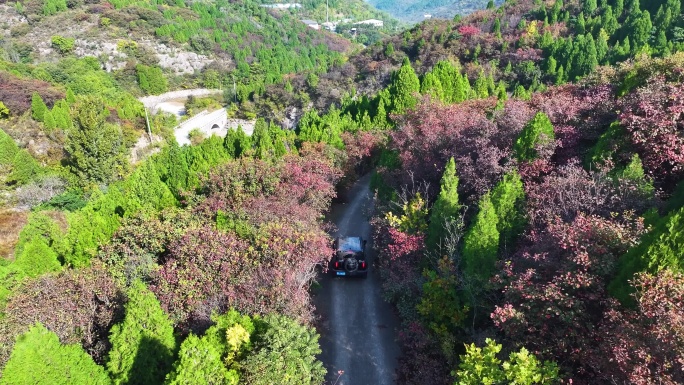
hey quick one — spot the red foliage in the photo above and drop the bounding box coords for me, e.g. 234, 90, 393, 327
0, 72, 64, 115
600, 270, 684, 384
458, 25, 481, 38
390, 98, 511, 204
492, 214, 644, 383
2, 263, 124, 365
152, 153, 339, 332
395, 322, 452, 385
618, 76, 684, 187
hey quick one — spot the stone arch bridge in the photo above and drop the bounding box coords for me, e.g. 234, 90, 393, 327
138, 89, 254, 146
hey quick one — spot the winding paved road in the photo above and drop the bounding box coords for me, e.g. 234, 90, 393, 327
315, 174, 401, 385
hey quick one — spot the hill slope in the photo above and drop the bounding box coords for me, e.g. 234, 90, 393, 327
365, 0, 503, 22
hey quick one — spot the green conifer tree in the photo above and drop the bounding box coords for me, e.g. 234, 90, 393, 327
43, 110, 56, 131
603, 6, 618, 35
234, 125, 252, 157
1, 323, 111, 385
420, 72, 445, 101
596, 29, 610, 63
427, 158, 460, 250
462, 193, 500, 282
582, 0, 597, 14
389, 57, 420, 114
31, 92, 47, 122
615, 0, 624, 16
474, 71, 490, 98
9, 149, 41, 185
252, 118, 275, 159
65, 88, 76, 104
0, 128, 19, 166
491, 170, 526, 251
576, 12, 586, 34
513, 112, 555, 161
107, 281, 177, 385
65, 96, 125, 186
240, 314, 325, 385
374, 97, 389, 128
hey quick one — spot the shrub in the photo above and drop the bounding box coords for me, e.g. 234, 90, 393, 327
1, 323, 111, 385
240, 314, 325, 385
513, 112, 555, 162
51, 35, 75, 55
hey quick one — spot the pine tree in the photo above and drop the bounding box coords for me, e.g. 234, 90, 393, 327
0, 128, 19, 166
107, 281, 177, 385
389, 57, 420, 114
582, 0, 597, 14
420, 72, 445, 101
9, 149, 41, 185
603, 6, 618, 35
43, 110, 56, 131
576, 12, 586, 34
65, 88, 76, 104
240, 314, 325, 385
374, 97, 389, 128
31, 92, 47, 122
462, 193, 500, 282
53, 100, 72, 130
596, 29, 610, 63
65, 96, 125, 186
124, 160, 177, 212
252, 118, 274, 159
627, 10, 652, 53
234, 125, 252, 157
1, 323, 111, 385
474, 70, 490, 98
493, 18, 501, 37
513, 112, 555, 161
491, 170, 526, 251
223, 128, 238, 158
615, 0, 624, 17
427, 158, 460, 250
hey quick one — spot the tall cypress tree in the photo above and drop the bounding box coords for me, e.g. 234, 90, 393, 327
107, 281, 177, 385
389, 57, 420, 114
491, 170, 526, 252
0, 128, 19, 166
427, 158, 460, 250
462, 193, 500, 282
252, 118, 274, 159
31, 92, 47, 122
420, 72, 445, 102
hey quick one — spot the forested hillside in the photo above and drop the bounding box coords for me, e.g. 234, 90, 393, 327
1, 0, 684, 384
366, 0, 504, 22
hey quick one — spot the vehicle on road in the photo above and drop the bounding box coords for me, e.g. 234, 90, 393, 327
330, 236, 368, 278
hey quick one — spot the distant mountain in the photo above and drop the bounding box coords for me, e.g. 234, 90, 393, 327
365, 0, 503, 23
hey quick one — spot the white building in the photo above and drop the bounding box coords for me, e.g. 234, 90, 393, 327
354, 19, 384, 28
261, 3, 302, 9
424, 14, 432, 19
301, 19, 320, 30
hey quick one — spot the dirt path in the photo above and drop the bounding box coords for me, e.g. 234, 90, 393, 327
314, 173, 401, 385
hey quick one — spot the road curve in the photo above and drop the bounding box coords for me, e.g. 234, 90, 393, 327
314, 173, 401, 385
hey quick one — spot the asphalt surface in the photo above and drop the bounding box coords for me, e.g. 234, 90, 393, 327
314, 173, 401, 385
